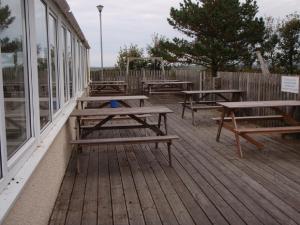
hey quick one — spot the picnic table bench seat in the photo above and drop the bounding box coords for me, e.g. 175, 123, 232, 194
212, 115, 285, 121
71, 135, 179, 172
235, 126, 300, 134
80, 114, 152, 122
80, 122, 158, 130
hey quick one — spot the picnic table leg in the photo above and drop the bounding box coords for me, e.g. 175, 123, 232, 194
140, 99, 144, 107
230, 111, 243, 158
167, 142, 172, 167
192, 110, 196, 126
163, 113, 168, 134
156, 114, 162, 148
182, 94, 188, 118
216, 107, 226, 141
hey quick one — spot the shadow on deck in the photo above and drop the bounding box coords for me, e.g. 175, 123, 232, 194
49, 95, 300, 225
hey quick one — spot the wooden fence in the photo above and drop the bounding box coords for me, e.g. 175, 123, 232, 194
90, 68, 206, 94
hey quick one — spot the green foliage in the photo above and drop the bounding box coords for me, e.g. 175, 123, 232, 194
147, 33, 177, 65
0, 0, 14, 32
159, 0, 265, 76
116, 44, 146, 70
260, 17, 280, 72
276, 14, 300, 74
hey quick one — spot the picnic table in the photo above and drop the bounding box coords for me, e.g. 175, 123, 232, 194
89, 80, 127, 96
70, 106, 178, 171
215, 100, 300, 158
181, 89, 245, 125
77, 95, 148, 109
142, 80, 193, 94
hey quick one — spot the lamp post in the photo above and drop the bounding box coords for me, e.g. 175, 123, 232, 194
97, 4, 104, 80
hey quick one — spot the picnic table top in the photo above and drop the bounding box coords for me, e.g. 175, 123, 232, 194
142, 79, 180, 83
90, 80, 126, 84
144, 81, 193, 85
77, 95, 149, 102
70, 106, 173, 117
89, 83, 127, 86
218, 100, 300, 109
182, 89, 244, 94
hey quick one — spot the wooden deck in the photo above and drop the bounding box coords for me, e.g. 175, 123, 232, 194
49, 96, 300, 225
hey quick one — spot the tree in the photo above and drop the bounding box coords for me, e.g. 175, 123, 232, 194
161, 0, 265, 76
147, 33, 178, 66
260, 17, 280, 72
116, 44, 146, 70
276, 14, 300, 74
0, 0, 14, 32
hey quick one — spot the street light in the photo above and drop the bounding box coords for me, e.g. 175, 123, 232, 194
97, 4, 104, 80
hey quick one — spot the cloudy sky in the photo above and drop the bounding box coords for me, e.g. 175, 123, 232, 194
67, 0, 299, 67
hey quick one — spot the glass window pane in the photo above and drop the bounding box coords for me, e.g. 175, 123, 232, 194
66, 31, 73, 98
0, 0, 31, 158
34, 0, 50, 129
61, 27, 68, 102
49, 14, 59, 113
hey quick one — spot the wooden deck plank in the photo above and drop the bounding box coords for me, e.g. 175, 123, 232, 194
50, 96, 300, 225
108, 141, 129, 225
97, 146, 113, 225
125, 148, 163, 225
48, 154, 77, 225
64, 151, 90, 225
137, 145, 198, 225
81, 148, 98, 225
114, 129, 146, 225
167, 111, 300, 225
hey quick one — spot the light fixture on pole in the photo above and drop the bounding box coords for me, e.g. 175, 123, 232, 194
97, 4, 104, 80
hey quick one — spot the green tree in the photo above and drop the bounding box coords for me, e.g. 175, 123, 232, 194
147, 33, 177, 65
260, 17, 280, 72
161, 0, 265, 76
0, 0, 14, 32
276, 14, 300, 74
116, 44, 146, 70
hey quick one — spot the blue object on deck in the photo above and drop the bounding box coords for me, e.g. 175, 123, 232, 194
110, 100, 119, 108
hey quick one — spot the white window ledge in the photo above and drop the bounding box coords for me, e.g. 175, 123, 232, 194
0, 100, 77, 224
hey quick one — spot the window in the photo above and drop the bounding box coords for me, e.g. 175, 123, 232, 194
0, 0, 31, 159
48, 14, 59, 114
61, 26, 68, 102
34, 0, 50, 129
66, 30, 73, 98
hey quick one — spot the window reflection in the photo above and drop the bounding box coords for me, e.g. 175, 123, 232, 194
0, 0, 31, 158
61, 27, 68, 102
34, 0, 50, 129
49, 14, 59, 113
66, 31, 73, 98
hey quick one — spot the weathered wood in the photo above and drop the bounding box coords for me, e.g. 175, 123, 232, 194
71, 106, 173, 117
70, 135, 179, 145
50, 96, 300, 225
182, 89, 244, 94
212, 115, 284, 121
218, 100, 300, 109
78, 95, 148, 102
236, 126, 300, 134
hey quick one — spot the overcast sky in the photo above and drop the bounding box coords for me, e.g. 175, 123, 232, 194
67, 0, 299, 67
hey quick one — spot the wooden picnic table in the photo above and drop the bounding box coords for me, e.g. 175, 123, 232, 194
142, 80, 193, 94
215, 100, 300, 158
89, 80, 128, 96
70, 106, 178, 171
181, 89, 245, 125
71, 106, 173, 139
77, 95, 148, 109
